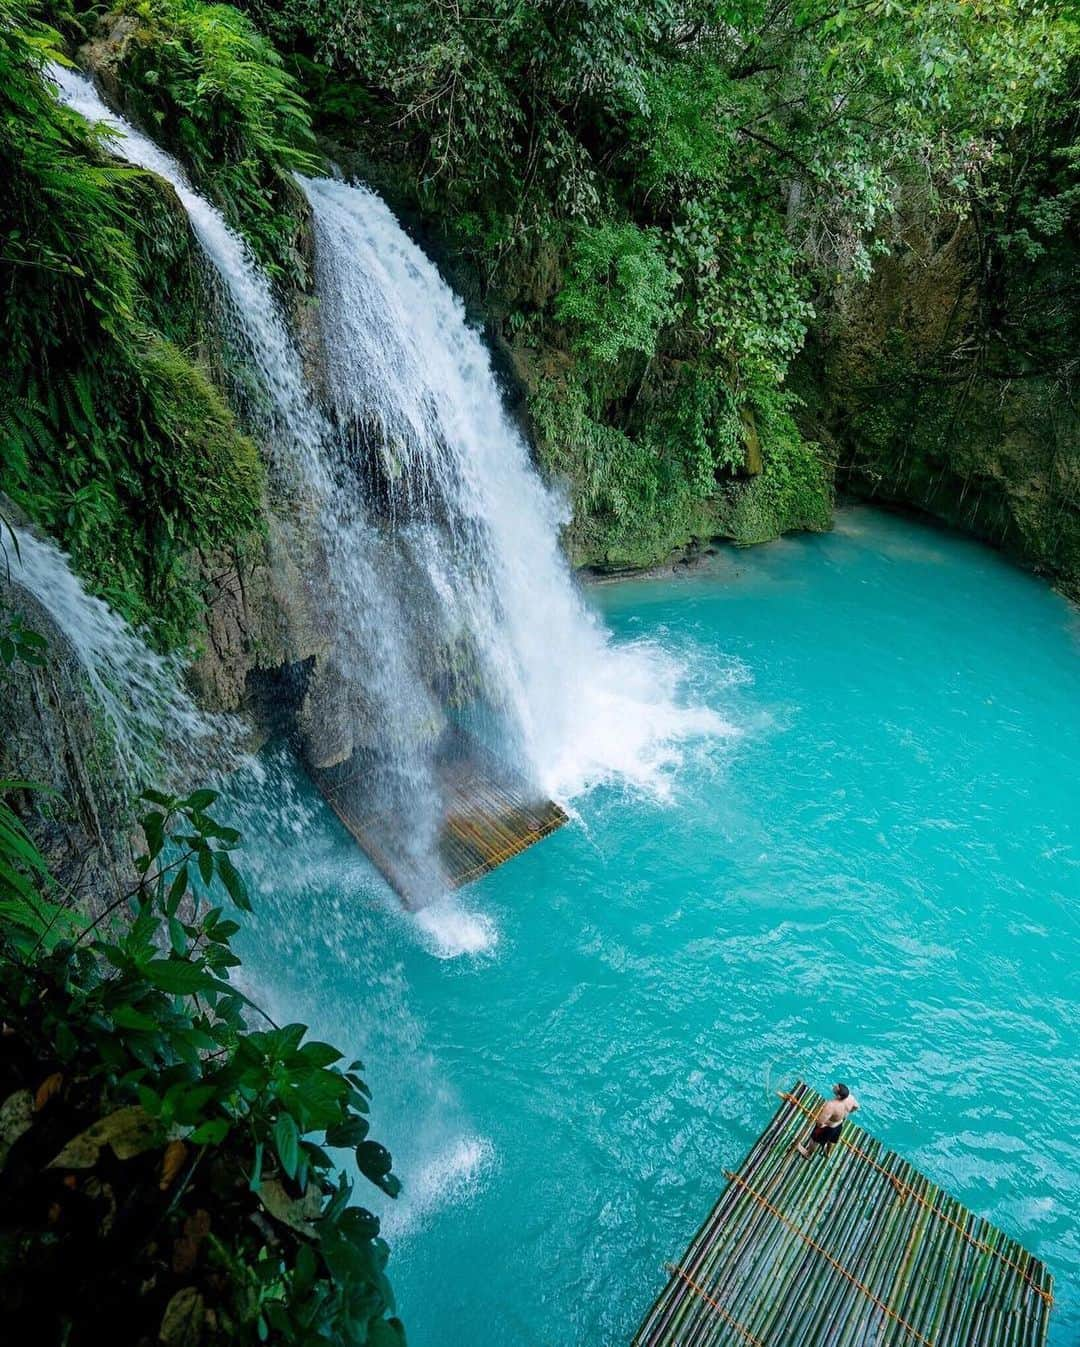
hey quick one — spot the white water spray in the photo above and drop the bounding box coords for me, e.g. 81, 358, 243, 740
48, 64, 315, 449
2, 528, 236, 789
49, 63, 447, 857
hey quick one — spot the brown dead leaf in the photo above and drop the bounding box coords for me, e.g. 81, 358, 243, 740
172, 1208, 211, 1275
159, 1286, 204, 1347
47, 1106, 161, 1170
259, 1178, 324, 1234
0, 1090, 33, 1169
34, 1072, 63, 1112
159, 1139, 188, 1191
46, 1129, 99, 1170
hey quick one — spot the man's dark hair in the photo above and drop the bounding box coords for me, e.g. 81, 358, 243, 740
835, 1083, 850, 1100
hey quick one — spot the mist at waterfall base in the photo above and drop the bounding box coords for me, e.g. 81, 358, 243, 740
229, 508, 1079, 1346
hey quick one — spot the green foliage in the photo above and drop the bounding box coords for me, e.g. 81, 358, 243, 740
633, 58, 735, 197
645, 365, 746, 496
534, 361, 832, 566
0, 7, 264, 644
0, 781, 82, 953
555, 223, 675, 365
0, 778, 404, 1345
0, 610, 77, 951
106, 0, 320, 282
815, 65, 1080, 598
669, 197, 815, 378
531, 372, 690, 567
0, 526, 49, 666
246, 0, 1075, 565
715, 393, 833, 545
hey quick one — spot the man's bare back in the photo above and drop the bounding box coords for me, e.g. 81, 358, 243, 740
816, 1091, 858, 1129
796, 1082, 858, 1157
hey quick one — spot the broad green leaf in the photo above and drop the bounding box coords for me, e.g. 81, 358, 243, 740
325, 1117, 369, 1148
144, 958, 215, 995
111, 1004, 160, 1031
355, 1139, 393, 1181
189, 1117, 230, 1145
168, 916, 187, 956
216, 851, 251, 911
166, 866, 188, 916
274, 1110, 299, 1179
297, 1040, 342, 1068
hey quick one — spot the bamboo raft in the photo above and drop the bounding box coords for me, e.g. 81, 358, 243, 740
312, 740, 567, 907
633, 1081, 1053, 1347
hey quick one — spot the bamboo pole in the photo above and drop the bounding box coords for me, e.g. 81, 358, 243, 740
633, 1083, 1051, 1347
776, 1137, 892, 1347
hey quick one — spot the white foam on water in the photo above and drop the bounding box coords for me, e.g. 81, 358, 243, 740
412, 898, 499, 959
379, 1134, 496, 1241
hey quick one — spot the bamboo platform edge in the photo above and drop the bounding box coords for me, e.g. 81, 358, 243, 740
631, 1081, 1053, 1347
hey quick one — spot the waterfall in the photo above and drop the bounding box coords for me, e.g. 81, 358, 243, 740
48, 64, 447, 864
300, 179, 719, 800
2, 527, 236, 791
46, 65, 721, 897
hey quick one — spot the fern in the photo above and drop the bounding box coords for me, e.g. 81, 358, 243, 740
0, 6, 265, 647
0, 781, 81, 952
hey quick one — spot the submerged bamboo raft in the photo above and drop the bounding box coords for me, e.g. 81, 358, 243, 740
633, 1081, 1053, 1347
312, 740, 567, 907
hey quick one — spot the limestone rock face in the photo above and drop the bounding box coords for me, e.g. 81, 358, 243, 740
297, 657, 358, 770
189, 509, 327, 722
799, 208, 1080, 600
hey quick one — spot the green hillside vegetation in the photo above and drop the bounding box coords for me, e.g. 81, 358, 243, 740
236, 0, 1077, 569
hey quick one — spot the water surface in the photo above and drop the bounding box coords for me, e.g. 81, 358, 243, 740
236, 507, 1079, 1345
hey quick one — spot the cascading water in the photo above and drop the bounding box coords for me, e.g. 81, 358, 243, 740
48, 64, 450, 867
2, 527, 235, 790
301, 178, 720, 802
47, 64, 314, 448
47, 64, 721, 901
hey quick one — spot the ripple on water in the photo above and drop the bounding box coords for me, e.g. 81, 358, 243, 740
232, 509, 1079, 1346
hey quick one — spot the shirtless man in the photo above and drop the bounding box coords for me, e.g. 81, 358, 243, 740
796, 1082, 858, 1157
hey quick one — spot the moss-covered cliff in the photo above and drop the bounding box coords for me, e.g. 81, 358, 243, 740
0, 10, 266, 647
800, 89, 1080, 599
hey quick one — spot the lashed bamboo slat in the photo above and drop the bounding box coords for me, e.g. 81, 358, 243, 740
312, 747, 567, 907
633, 1082, 1053, 1347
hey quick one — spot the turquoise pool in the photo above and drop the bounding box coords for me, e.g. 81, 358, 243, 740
235, 507, 1079, 1345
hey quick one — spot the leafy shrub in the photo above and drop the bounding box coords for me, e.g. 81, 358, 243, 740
532, 371, 705, 568
0, 776, 405, 1346
107, 0, 320, 282
555, 222, 676, 365
643, 364, 747, 496
715, 389, 833, 545
0, 9, 263, 645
